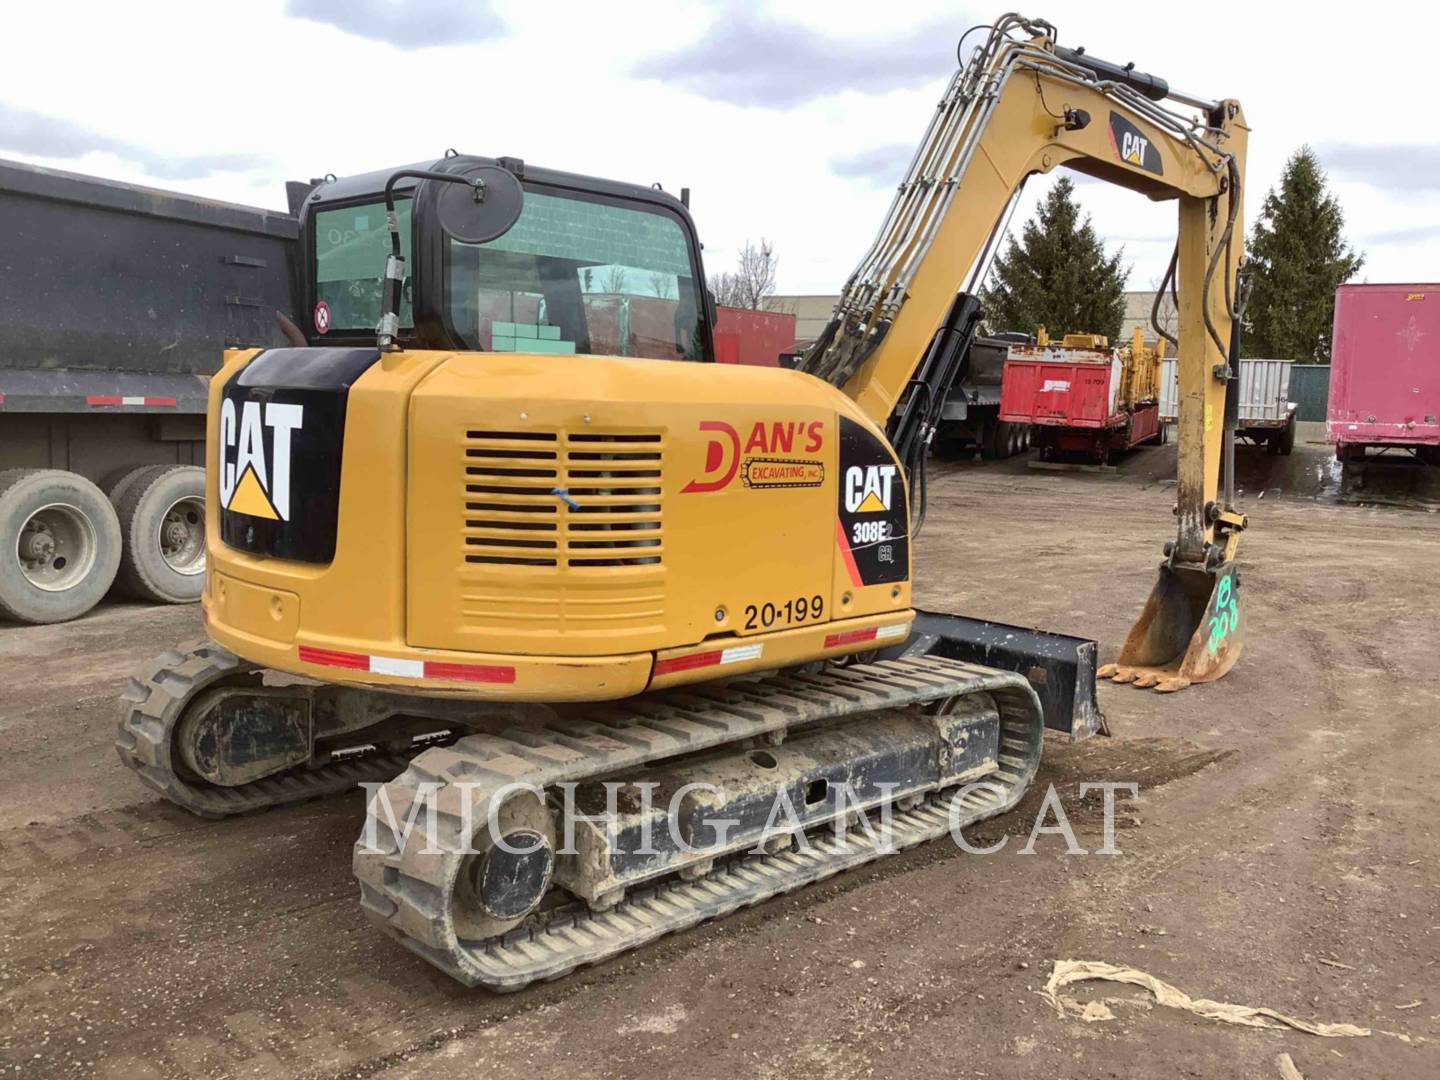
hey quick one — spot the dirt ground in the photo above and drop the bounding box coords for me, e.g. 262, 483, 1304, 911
2, 423, 1437, 1079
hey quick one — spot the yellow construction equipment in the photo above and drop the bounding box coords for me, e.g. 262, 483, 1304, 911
120, 14, 1249, 988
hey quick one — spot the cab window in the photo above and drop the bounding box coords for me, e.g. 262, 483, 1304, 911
313, 200, 413, 332
446, 189, 705, 361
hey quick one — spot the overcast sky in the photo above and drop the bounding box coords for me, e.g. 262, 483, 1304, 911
1, 0, 1433, 295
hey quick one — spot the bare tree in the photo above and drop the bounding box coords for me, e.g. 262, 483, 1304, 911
707, 239, 779, 310
707, 270, 741, 307
601, 265, 629, 294
1147, 276, 1178, 343
648, 272, 676, 300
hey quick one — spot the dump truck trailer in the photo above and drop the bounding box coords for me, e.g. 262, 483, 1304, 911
935, 333, 1033, 457
1328, 283, 1440, 464
999, 331, 1163, 462
0, 157, 300, 622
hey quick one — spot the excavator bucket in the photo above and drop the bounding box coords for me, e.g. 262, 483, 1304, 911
1098, 560, 1242, 693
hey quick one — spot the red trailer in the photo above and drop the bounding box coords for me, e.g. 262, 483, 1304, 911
999, 335, 1162, 462
1328, 283, 1440, 464
713, 306, 796, 366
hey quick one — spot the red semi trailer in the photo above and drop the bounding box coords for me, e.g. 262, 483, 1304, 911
1328, 283, 1440, 464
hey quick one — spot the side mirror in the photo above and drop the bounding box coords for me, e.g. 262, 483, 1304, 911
375, 165, 526, 349
433, 164, 525, 244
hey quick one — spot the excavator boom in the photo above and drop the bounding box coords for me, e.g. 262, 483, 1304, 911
804, 14, 1249, 690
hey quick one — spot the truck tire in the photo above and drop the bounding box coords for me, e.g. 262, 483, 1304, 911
104, 465, 158, 513
0, 469, 122, 624
1278, 415, 1296, 456
114, 465, 207, 604
984, 420, 1014, 459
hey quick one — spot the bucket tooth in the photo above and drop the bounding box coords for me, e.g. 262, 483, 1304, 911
1105, 560, 1242, 692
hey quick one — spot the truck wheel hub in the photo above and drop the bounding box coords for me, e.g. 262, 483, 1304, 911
17, 505, 96, 591
159, 497, 206, 575
20, 529, 55, 563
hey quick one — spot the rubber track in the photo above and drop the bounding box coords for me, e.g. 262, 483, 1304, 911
116, 644, 418, 818
354, 656, 1044, 990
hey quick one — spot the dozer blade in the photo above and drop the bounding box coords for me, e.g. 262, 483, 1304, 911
885, 610, 1106, 740
1099, 559, 1242, 692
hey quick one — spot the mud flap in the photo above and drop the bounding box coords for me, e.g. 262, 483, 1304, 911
1099, 560, 1242, 693
883, 610, 1106, 740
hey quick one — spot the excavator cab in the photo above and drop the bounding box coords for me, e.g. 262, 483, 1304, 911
292, 154, 714, 362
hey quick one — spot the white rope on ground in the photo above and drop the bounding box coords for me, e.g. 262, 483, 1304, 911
1042, 960, 1372, 1038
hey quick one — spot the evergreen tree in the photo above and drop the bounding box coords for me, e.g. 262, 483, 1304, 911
981, 176, 1129, 341
1244, 147, 1363, 362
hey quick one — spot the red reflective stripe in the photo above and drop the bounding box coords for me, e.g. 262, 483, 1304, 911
824, 627, 879, 649
423, 661, 516, 684
298, 645, 369, 670
834, 519, 862, 588
653, 650, 723, 677
85, 395, 176, 408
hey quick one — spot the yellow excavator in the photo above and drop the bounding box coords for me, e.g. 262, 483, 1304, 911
119, 14, 1248, 989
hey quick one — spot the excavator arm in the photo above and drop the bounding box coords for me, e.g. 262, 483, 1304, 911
803, 14, 1249, 691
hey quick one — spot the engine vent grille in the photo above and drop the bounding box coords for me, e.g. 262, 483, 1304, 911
462, 429, 664, 568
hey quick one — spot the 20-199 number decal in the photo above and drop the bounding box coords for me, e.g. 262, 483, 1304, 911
744, 594, 824, 631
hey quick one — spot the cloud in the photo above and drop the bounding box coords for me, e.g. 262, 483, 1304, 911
285, 0, 504, 48
1318, 143, 1440, 192
633, 12, 961, 108
0, 103, 265, 180
830, 143, 911, 187
1366, 222, 1440, 245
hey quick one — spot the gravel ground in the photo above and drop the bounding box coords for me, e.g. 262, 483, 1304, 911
1, 427, 1436, 1079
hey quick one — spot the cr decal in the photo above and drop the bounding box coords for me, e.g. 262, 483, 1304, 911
218, 399, 305, 521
